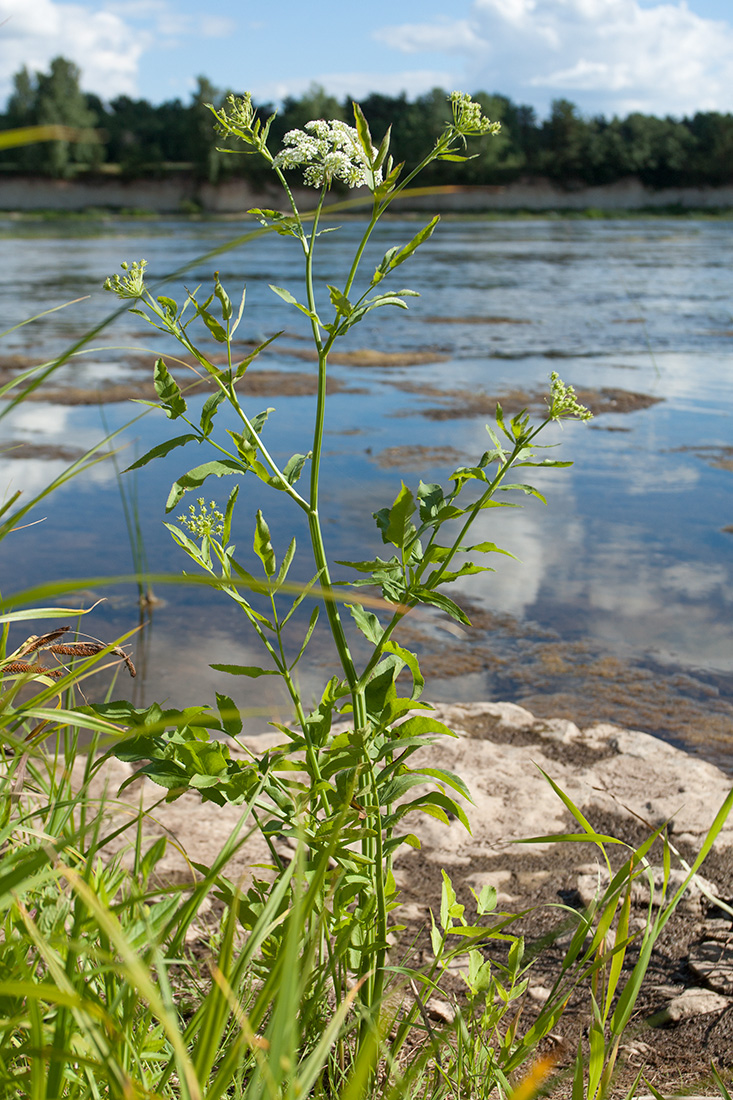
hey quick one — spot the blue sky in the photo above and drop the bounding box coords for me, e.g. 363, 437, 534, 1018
1, 0, 733, 120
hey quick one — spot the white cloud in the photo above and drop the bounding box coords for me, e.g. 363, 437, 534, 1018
0, 0, 234, 102
0, 0, 147, 100
374, 0, 733, 117
199, 15, 236, 38
252, 69, 455, 107
374, 19, 478, 54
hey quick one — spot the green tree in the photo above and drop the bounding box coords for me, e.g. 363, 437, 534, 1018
616, 113, 696, 188
539, 98, 595, 182
3, 66, 41, 171
274, 83, 345, 138
189, 76, 228, 183
35, 57, 101, 176
2, 57, 101, 176
684, 112, 733, 185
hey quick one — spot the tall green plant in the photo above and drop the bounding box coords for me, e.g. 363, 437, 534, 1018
101, 92, 592, 1047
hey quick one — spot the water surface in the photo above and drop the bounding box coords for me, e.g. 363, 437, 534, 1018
2, 215, 732, 764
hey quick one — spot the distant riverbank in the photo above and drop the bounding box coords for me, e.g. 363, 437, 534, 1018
2, 173, 733, 214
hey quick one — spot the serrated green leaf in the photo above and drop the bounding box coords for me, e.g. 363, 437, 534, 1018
373, 124, 391, 171
428, 562, 492, 586
227, 429, 256, 465
215, 691, 241, 736
124, 433, 199, 472
372, 246, 400, 285
269, 284, 299, 306
273, 536, 296, 589
347, 603, 382, 644
389, 216, 440, 272
485, 422, 505, 452
223, 482, 239, 543
477, 883, 498, 914
157, 295, 178, 314
417, 480, 444, 521
335, 555, 402, 576
352, 101, 374, 162
383, 640, 424, 700
290, 605, 320, 669
165, 459, 243, 512
413, 588, 471, 625
244, 407, 275, 441
235, 331, 282, 379
440, 869, 463, 929
500, 482, 547, 503
430, 912, 443, 956
200, 390, 226, 436
375, 483, 417, 548
283, 452, 310, 485
269, 284, 321, 324
153, 358, 186, 418
415, 765, 471, 801
163, 521, 207, 562
450, 464, 488, 485
195, 304, 227, 342
469, 540, 518, 559
214, 272, 233, 321
254, 509, 276, 576
328, 285, 353, 317
365, 294, 411, 312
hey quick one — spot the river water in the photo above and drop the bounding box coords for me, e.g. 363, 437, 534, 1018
1, 214, 732, 763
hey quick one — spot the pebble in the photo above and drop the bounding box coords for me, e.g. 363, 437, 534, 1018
653, 986, 731, 1023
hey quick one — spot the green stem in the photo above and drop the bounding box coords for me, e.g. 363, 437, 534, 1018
215, 555, 326, 792
294, 187, 381, 1024
342, 205, 380, 298
426, 422, 547, 589
223, 385, 309, 510
341, 135, 454, 301
355, 610, 407, 693
299, 190, 363, 712
362, 752, 388, 1017
272, 165, 308, 246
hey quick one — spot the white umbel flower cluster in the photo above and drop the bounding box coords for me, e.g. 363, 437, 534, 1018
273, 119, 381, 189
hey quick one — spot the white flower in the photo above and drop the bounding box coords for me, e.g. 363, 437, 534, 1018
273, 119, 382, 189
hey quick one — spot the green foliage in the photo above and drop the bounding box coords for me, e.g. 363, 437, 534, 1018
4, 58, 733, 189
99, 93, 596, 1082
3, 57, 101, 177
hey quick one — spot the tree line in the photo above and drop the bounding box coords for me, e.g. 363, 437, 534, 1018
3, 56, 733, 190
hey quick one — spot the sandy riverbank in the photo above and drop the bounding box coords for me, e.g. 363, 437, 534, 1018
3, 174, 733, 214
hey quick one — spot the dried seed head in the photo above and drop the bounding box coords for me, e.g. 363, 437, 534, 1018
3, 662, 63, 680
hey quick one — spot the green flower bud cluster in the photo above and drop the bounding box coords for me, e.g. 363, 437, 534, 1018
103, 259, 148, 300
208, 93, 274, 156
178, 498, 225, 539
548, 371, 593, 421
449, 92, 502, 138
